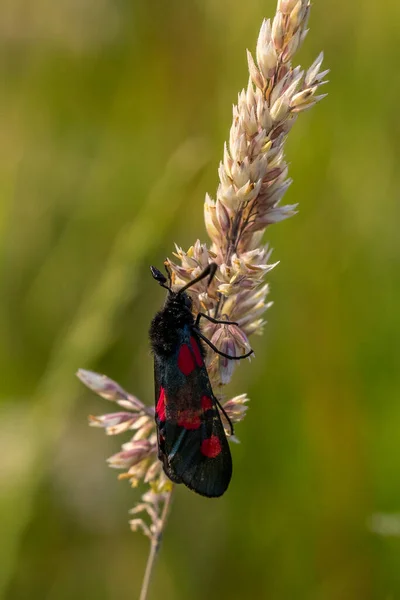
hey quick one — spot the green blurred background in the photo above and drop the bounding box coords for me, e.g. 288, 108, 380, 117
1, 0, 399, 598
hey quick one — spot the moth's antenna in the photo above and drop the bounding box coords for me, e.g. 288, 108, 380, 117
163, 260, 173, 288
150, 266, 171, 292
178, 263, 217, 294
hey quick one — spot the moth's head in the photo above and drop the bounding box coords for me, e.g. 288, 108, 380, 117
150, 265, 193, 309
150, 262, 217, 307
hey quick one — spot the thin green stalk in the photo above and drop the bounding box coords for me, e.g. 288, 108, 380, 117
139, 487, 174, 600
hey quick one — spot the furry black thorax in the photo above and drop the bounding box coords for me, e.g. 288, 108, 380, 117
149, 290, 198, 357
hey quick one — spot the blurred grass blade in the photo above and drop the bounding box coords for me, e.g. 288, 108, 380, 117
0, 137, 209, 597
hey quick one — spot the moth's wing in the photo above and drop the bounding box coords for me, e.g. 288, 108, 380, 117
154, 354, 183, 484
166, 393, 232, 498
157, 335, 232, 497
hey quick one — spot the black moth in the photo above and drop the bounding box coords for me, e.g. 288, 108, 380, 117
149, 262, 253, 498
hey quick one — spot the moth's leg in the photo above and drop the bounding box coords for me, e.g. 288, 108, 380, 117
212, 396, 234, 436
195, 312, 239, 328
194, 328, 254, 360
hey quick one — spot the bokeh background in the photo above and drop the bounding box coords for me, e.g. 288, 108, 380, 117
1, 0, 400, 598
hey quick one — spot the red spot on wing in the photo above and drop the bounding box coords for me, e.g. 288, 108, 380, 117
178, 410, 201, 430
156, 387, 166, 421
201, 395, 213, 411
190, 336, 203, 367
201, 435, 222, 458
178, 344, 196, 375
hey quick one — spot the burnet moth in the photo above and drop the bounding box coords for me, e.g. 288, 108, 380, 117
149, 262, 253, 498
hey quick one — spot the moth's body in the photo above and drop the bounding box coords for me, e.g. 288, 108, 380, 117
149, 285, 232, 498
